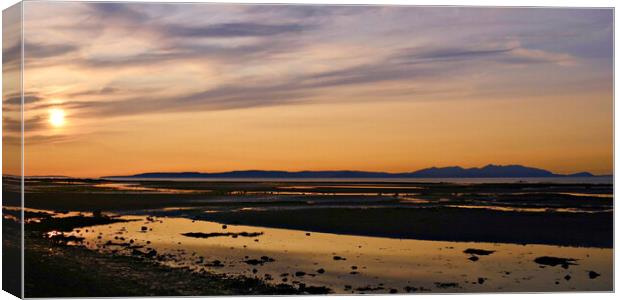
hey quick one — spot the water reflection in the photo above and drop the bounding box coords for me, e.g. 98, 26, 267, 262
70, 215, 612, 293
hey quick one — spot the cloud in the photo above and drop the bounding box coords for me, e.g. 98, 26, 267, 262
395, 47, 515, 62
77, 37, 303, 68
164, 22, 310, 38
500, 48, 576, 66
25, 41, 78, 60
3, 41, 79, 72
20, 3, 605, 125
3, 115, 49, 134
393, 45, 576, 66
66, 86, 123, 97
85, 2, 150, 23
3, 92, 45, 106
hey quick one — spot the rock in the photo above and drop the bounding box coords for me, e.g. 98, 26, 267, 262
244, 256, 274, 265
588, 271, 601, 279
468, 256, 479, 262
317, 268, 325, 274
389, 289, 398, 294
333, 255, 346, 261
477, 278, 485, 284
206, 260, 224, 267
463, 248, 495, 256
141, 226, 148, 231
301, 285, 331, 294
295, 271, 306, 277
434, 282, 459, 289
145, 249, 157, 258
181, 231, 263, 239
534, 256, 578, 269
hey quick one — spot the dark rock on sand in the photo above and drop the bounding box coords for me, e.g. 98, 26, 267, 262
434, 282, 459, 289
588, 271, 601, 279
564, 275, 571, 281
463, 248, 495, 256
145, 249, 157, 258
333, 256, 346, 261
205, 260, 224, 267
299, 285, 331, 294
182, 232, 263, 239
295, 271, 306, 277
355, 285, 384, 292
477, 278, 486, 284
244, 256, 275, 266
534, 256, 578, 269
468, 256, 479, 262
316, 268, 325, 274
131, 249, 157, 259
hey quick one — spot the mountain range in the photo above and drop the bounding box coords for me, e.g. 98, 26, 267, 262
104, 164, 603, 179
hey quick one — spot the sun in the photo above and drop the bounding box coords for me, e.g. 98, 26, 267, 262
49, 108, 66, 127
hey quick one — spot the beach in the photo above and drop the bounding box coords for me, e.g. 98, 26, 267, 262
4, 177, 613, 296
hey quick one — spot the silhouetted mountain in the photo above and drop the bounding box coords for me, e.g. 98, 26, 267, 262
404, 164, 555, 178
566, 172, 595, 177
104, 164, 599, 179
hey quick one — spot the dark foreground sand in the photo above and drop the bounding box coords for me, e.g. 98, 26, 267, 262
197, 207, 612, 248
23, 236, 301, 297
2, 210, 314, 297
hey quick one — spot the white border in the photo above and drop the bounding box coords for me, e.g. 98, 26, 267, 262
0, 1, 616, 300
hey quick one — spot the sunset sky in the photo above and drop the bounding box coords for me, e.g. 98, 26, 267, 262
3, 3, 613, 177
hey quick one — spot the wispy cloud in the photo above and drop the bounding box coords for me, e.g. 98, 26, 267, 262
21, 4, 610, 128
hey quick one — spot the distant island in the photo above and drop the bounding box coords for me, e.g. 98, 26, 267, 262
103, 164, 606, 179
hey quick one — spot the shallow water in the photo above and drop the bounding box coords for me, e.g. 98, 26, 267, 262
105, 177, 613, 184
92, 183, 206, 194
70, 215, 612, 293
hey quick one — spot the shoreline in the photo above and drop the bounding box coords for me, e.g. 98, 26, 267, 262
0, 210, 324, 297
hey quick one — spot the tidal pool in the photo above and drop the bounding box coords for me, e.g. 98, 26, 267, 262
70, 215, 612, 294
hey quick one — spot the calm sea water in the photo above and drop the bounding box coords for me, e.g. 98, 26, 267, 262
73, 215, 612, 293
107, 177, 613, 184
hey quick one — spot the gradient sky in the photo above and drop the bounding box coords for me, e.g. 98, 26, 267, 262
3, 2, 613, 177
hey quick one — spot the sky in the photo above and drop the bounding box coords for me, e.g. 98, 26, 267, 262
2, 2, 613, 177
